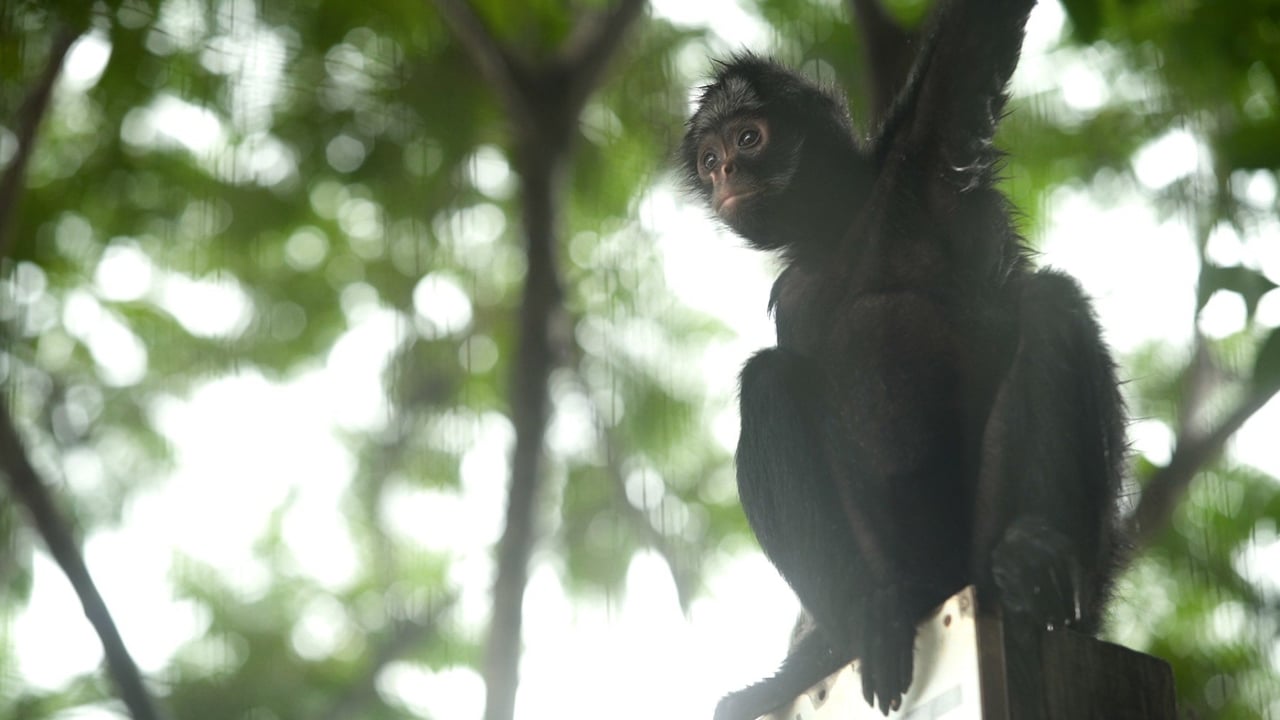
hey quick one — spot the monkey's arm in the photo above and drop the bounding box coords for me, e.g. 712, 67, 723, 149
716, 348, 860, 720
882, 0, 1035, 168
735, 348, 894, 617
971, 270, 1125, 631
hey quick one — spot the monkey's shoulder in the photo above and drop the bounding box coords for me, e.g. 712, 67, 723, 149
769, 257, 978, 312
770, 264, 977, 357
768, 264, 835, 314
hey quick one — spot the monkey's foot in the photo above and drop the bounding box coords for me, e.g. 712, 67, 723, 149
858, 585, 917, 716
990, 517, 1080, 629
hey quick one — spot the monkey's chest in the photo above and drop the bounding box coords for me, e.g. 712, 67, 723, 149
776, 287, 988, 484
775, 286, 959, 368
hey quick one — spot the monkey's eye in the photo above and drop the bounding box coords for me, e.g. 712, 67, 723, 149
738, 129, 761, 148
701, 151, 718, 171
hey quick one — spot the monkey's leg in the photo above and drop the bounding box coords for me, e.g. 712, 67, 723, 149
972, 269, 1125, 632
835, 295, 977, 713
716, 348, 889, 720
730, 347, 923, 717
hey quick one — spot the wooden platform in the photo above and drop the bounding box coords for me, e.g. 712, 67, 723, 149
767, 587, 1176, 719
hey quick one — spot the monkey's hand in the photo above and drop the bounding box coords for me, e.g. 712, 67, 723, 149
990, 517, 1081, 630
858, 585, 917, 715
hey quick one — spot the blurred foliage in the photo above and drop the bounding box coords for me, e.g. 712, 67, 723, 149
0, 0, 1278, 718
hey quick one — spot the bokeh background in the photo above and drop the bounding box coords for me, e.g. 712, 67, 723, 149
1, 0, 1278, 718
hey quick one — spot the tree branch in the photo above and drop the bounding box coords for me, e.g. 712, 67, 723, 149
428, 0, 530, 118
1128, 385, 1280, 549
569, 363, 699, 610
561, 0, 647, 115
0, 405, 167, 720
846, 0, 917, 128
1174, 337, 1216, 440
0, 26, 78, 257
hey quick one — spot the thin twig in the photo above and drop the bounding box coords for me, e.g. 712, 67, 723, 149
1128, 385, 1280, 549
569, 361, 699, 610
0, 407, 167, 720
0, 27, 78, 256
0, 22, 165, 720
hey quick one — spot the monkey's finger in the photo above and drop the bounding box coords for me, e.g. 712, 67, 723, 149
882, 639, 913, 715
900, 634, 915, 696
861, 659, 877, 708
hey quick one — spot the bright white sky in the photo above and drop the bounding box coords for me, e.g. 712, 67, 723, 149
13, 2, 1280, 719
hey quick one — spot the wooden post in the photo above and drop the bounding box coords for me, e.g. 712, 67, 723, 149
767, 587, 1176, 719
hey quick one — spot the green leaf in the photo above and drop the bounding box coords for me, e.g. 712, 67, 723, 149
1252, 326, 1280, 391
1197, 263, 1278, 317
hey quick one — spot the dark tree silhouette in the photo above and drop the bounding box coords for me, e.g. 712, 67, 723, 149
428, 1, 648, 719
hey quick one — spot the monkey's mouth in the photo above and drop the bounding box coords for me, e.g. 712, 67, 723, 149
715, 191, 756, 216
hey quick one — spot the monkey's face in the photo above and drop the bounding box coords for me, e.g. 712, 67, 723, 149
693, 116, 771, 224
684, 111, 801, 247
682, 56, 852, 250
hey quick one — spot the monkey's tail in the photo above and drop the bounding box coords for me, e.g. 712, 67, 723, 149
713, 628, 848, 720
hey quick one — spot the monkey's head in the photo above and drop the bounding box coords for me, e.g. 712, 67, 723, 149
681, 54, 864, 252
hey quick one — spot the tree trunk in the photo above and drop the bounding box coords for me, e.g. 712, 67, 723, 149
483, 143, 565, 720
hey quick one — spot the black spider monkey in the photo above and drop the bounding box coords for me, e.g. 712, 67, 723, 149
679, 0, 1126, 716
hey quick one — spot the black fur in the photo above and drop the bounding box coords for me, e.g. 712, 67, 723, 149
679, 0, 1126, 717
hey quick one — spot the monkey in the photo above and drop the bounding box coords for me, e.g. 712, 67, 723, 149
679, 0, 1126, 717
